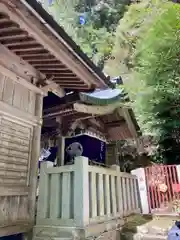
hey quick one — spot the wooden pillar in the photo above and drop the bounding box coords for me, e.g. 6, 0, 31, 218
28, 93, 43, 221
57, 135, 65, 166
56, 117, 65, 166
115, 141, 120, 166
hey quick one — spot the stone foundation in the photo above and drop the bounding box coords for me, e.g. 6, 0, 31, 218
90, 229, 121, 240
33, 218, 126, 240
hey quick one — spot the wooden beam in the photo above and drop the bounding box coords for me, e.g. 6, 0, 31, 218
52, 87, 65, 98
27, 57, 57, 62
31, 62, 62, 67
95, 117, 106, 129
45, 74, 76, 79
121, 108, 138, 138
43, 108, 74, 119
1, 37, 34, 45
88, 118, 105, 131
56, 82, 82, 87
50, 77, 78, 80
9, 43, 42, 49
19, 53, 50, 59
54, 80, 83, 84
0, 63, 45, 95
13, 46, 44, 52
0, 20, 17, 28
43, 93, 79, 114
41, 82, 57, 92
0, 18, 12, 24
0, 12, 9, 19
0, 43, 46, 93
4, 40, 37, 47
0, 26, 18, 34
46, 72, 76, 77
42, 82, 65, 98
54, 79, 85, 84
30, 60, 61, 65
39, 69, 74, 73
52, 80, 80, 84
45, 72, 75, 76
85, 119, 100, 132
70, 115, 93, 121
58, 84, 88, 89
56, 82, 85, 86
0, 33, 28, 41
37, 67, 72, 71
106, 119, 126, 128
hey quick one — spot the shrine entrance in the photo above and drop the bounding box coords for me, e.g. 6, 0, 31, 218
144, 165, 180, 214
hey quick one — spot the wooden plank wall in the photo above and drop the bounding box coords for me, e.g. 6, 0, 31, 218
0, 118, 31, 186
0, 71, 38, 233
0, 72, 36, 115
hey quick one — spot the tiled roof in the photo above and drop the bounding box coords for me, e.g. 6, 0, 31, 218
79, 88, 126, 105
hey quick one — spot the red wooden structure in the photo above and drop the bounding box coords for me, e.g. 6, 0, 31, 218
145, 165, 180, 213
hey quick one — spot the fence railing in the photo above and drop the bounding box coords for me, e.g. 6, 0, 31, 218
36, 156, 140, 228
145, 164, 180, 213
88, 165, 140, 224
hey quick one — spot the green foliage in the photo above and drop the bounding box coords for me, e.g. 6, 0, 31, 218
133, 2, 180, 164
42, 0, 80, 42
42, 0, 130, 68
76, 0, 131, 31
106, 1, 180, 164
77, 23, 114, 69
104, 0, 161, 76
76, 1, 131, 68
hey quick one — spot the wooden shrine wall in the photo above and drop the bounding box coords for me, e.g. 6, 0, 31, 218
0, 72, 36, 114
0, 44, 43, 236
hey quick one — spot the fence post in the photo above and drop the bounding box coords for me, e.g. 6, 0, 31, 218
111, 165, 124, 217
111, 165, 120, 171
131, 168, 149, 214
74, 156, 89, 227
176, 165, 180, 183
37, 161, 53, 220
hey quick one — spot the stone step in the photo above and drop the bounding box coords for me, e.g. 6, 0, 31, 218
153, 212, 180, 219
137, 218, 175, 236
133, 233, 167, 240
34, 237, 72, 240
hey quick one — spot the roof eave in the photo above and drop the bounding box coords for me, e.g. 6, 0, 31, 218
20, 0, 114, 89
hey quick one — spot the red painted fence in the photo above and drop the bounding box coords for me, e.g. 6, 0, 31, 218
144, 165, 180, 213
